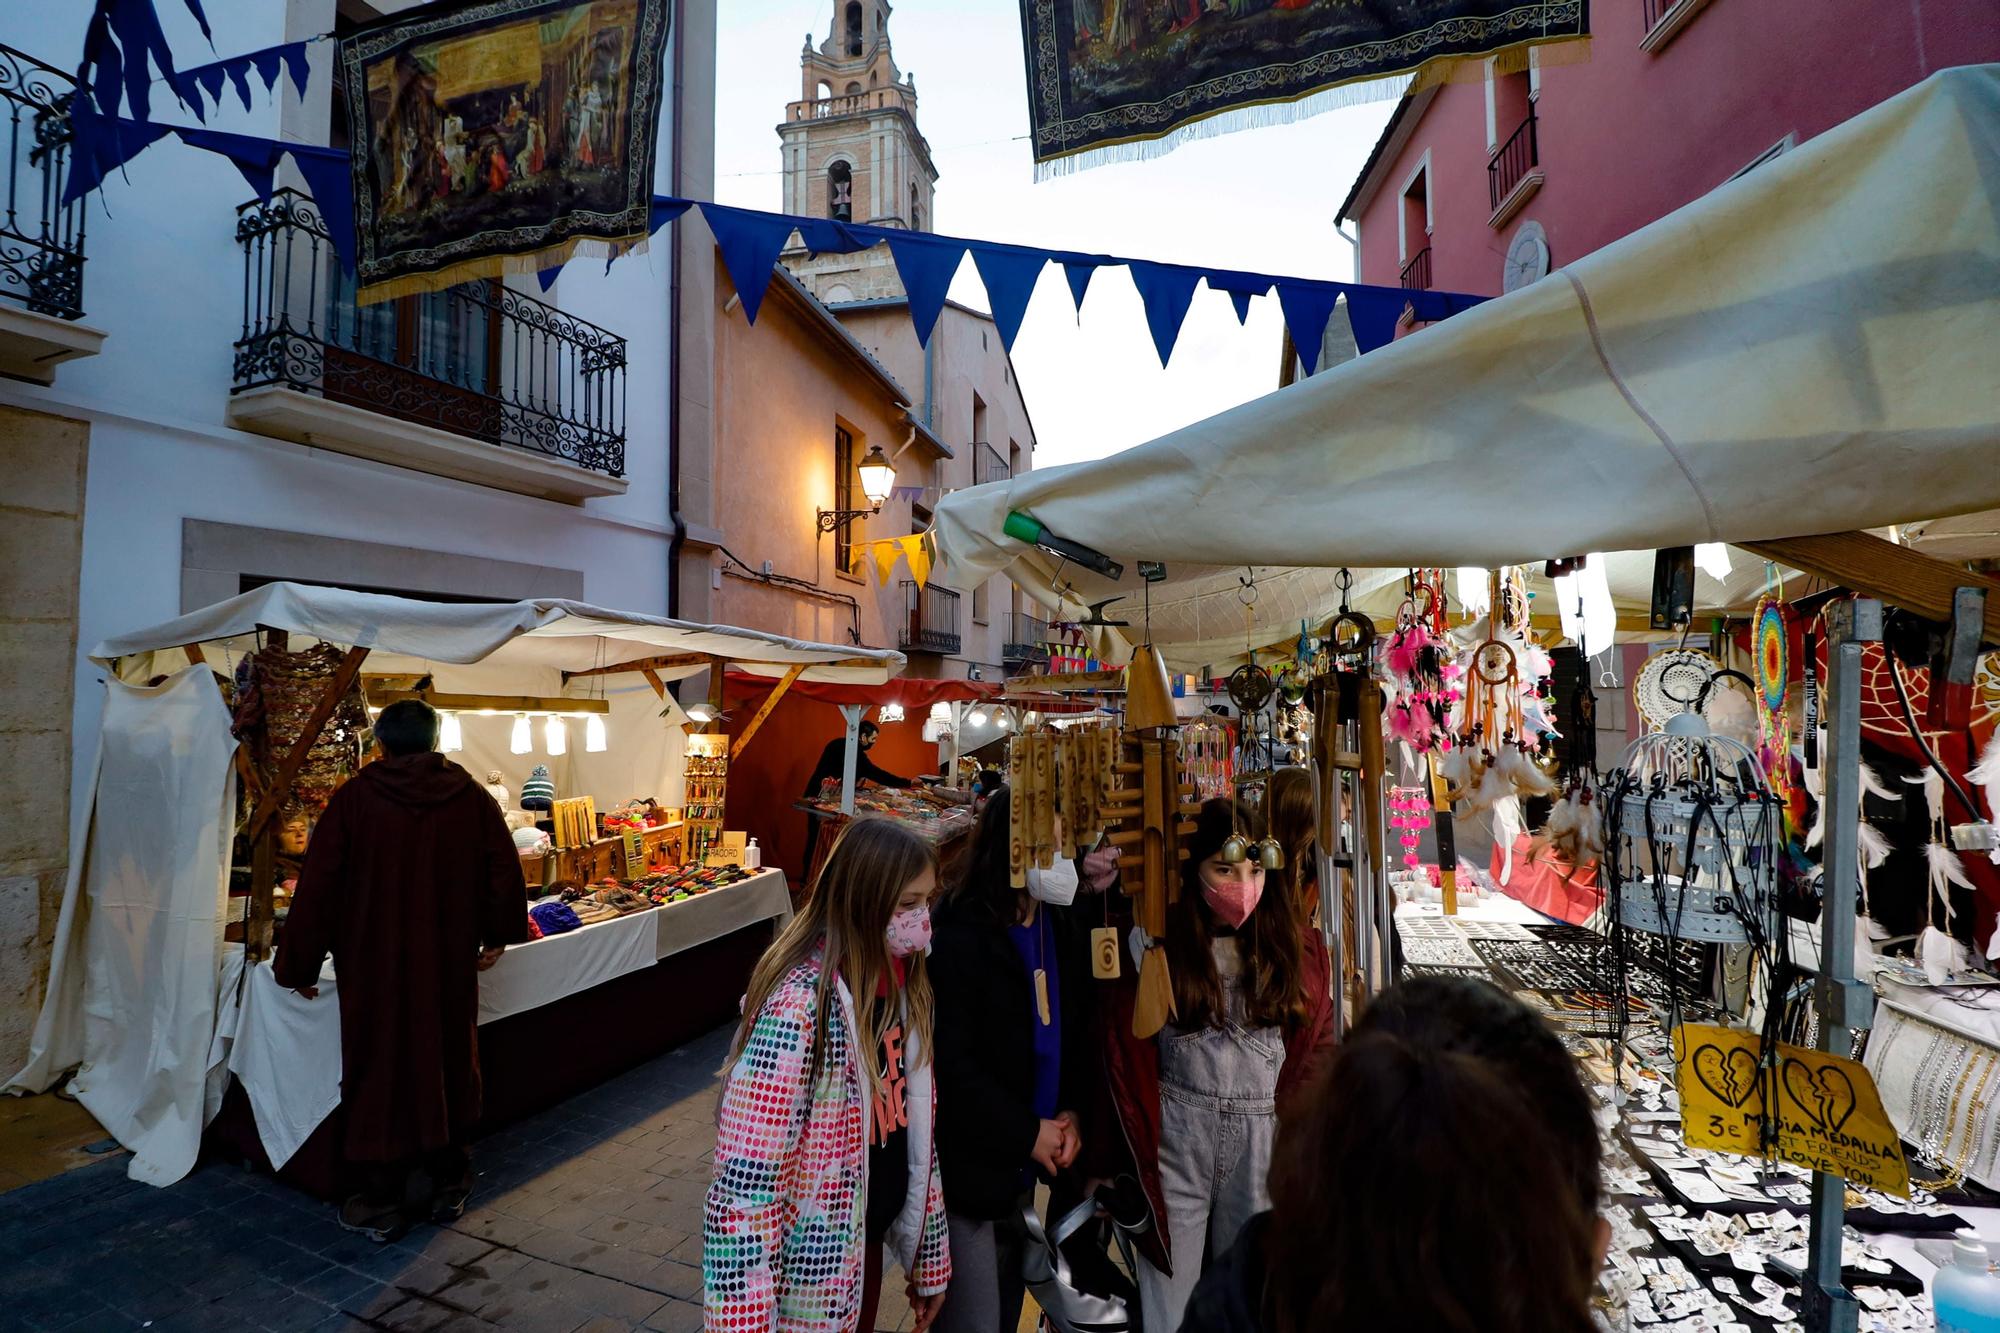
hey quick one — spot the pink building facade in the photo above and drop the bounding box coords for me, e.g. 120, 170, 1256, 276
1340, 1, 2000, 302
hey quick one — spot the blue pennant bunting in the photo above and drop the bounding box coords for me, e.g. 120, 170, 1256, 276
63, 102, 171, 205
792, 217, 871, 257
196, 63, 225, 106
1276, 282, 1343, 375
968, 243, 1045, 352
175, 124, 284, 200
251, 48, 283, 94
282, 43, 310, 99
649, 197, 693, 235
537, 266, 564, 292
103, 0, 177, 122
700, 203, 798, 324
1061, 260, 1099, 316
285, 142, 355, 273
225, 57, 254, 111
885, 232, 967, 348
1342, 286, 1410, 356
1126, 260, 1203, 366
1205, 270, 1270, 326
179, 0, 213, 43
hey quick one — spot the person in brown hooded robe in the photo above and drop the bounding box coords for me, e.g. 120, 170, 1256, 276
274, 699, 528, 1240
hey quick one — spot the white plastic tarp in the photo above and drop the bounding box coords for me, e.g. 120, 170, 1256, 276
933, 65, 2000, 669
8, 669, 237, 1185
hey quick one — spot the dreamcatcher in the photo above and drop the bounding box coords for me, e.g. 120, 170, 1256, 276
1633, 647, 1725, 730
1384, 569, 1457, 755
1752, 577, 1802, 850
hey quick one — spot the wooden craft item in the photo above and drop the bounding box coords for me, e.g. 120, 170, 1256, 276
1091, 925, 1122, 979
1427, 757, 1459, 916
1008, 735, 1029, 888
1032, 731, 1056, 869
1102, 733, 1202, 939
1125, 645, 1178, 732
1133, 944, 1176, 1038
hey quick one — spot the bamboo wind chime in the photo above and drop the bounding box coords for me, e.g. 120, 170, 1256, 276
1007, 725, 1117, 887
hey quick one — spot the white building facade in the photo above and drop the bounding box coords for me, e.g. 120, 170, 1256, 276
0, 0, 718, 1071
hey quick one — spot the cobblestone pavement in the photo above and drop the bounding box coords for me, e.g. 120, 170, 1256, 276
0, 1023, 918, 1333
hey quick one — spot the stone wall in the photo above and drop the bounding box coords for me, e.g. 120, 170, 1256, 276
0, 403, 87, 1074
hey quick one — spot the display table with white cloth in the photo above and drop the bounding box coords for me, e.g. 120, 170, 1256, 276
205, 870, 790, 1178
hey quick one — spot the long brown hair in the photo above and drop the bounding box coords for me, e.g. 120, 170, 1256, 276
727, 818, 938, 1100
946, 786, 1023, 929
1164, 797, 1310, 1032
1263, 765, 1318, 929
1264, 976, 1602, 1333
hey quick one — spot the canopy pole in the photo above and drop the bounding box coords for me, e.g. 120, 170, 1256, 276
1802, 599, 1879, 1333
838, 705, 865, 816
732, 664, 807, 759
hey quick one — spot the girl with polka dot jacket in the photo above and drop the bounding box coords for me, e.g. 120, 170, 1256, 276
704, 819, 951, 1333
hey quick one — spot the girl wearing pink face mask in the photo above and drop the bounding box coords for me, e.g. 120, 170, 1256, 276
1077, 797, 1333, 1333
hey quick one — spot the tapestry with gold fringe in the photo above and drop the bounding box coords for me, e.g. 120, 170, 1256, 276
341, 0, 670, 303
1021, 0, 1588, 178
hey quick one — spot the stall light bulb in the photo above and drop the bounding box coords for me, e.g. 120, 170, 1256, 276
878, 702, 906, 724
929, 702, 952, 722
997, 712, 1013, 730
585, 713, 607, 753
510, 714, 532, 754
544, 716, 568, 756
438, 712, 464, 753
968, 708, 989, 727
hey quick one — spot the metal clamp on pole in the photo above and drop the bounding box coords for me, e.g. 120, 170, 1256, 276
1802, 597, 1882, 1333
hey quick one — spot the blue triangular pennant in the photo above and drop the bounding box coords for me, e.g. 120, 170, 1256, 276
885, 232, 967, 348
252, 48, 282, 93
700, 203, 798, 324
197, 63, 225, 105
105, 0, 179, 122
1342, 287, 1409, 356
180, 0, 214, 43
792, 217, 868, 256
225, 58, 255, 111
537, 266, 564, 291
1276, 281, 1342, 375
282, 43, 311, 99
169, 70, 207, 122
176, 124, 284, 201
286, 143, 355, 272
1125, 261, 1203, 366
968, 243, 1045, 352
649, 196, 692, 235
1205, 270, 1269, 326
1061, 260, 1099, 316
63, 105, 172, 205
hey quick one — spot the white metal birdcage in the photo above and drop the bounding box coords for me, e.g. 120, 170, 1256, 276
1604, 711, 1784, 945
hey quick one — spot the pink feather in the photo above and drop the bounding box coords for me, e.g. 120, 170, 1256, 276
1387, 624, 1430, 681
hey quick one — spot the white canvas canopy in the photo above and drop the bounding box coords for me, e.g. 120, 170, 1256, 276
8, 584, 904, 1185
934, 64, 2000, 670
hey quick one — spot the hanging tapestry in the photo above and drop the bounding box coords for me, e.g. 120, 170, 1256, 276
340, 0, 671, 302
1020, 1, 1588, 176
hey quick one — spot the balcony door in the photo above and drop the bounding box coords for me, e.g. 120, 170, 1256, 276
323, 264, 505, 442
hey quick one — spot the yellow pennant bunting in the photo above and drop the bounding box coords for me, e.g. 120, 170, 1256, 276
1672, 1023, 1909, 1196
870, 539, 903, 587
904, 533, 933, 589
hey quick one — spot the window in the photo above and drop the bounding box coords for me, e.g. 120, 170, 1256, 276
834, 424, 858, 573
972, 391, 988, 445
909, 181, 922, 231
846, 2, 864, 56
972, 580, 989, 625
828, 160, 853, 222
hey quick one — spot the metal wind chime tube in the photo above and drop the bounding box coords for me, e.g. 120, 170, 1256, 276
1802, 599, 1881, 1333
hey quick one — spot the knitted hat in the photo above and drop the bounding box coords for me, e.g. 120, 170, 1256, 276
483, 771, 511, 807
521, 764, 556, 810
527, 901, 582, 935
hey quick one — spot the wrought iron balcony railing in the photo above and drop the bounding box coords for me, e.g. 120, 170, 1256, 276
1399, 246, 1432, 292
1, 44, 86, 320
232, 189, 627, 478
900, 581, 962, 656
1003, 611, 1049, 665
1488, 106, 1540, 213
973, 441, 1009, 489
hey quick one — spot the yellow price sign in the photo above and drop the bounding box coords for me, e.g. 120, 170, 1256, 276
1673, 1023, 1909, 1197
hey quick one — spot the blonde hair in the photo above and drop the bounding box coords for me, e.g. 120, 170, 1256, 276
728, 817, 937, 1101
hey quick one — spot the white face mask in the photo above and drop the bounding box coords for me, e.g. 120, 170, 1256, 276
1027, 858, 1080, 907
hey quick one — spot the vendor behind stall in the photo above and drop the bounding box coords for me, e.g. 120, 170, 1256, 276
802, 719, 916, 799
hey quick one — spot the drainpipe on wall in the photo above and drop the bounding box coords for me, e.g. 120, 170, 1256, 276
665, 0, 688, 619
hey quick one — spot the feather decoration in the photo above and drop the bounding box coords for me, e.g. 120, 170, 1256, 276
1494, 743, 1560, 798
1492, 795, 1525, 883
1970, 730, 2000, 822
1927, 843, 1977, 926
1387, 700, 1420, 746
1435, 744, 1474, 798
1466, 754, 1512, 813
1577, 789, 1606, 862
1387, 624, 1430, 681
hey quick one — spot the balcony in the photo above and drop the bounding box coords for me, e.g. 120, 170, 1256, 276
900, 581, 962, 656
227, 190, 628, 503
1487, 106, 1544, 228
1399, 246, 1432, 292
786, 86, 917, 123
973, 441, 1009, 489
0, 45, 104, 385
1003, 611, 1049, 668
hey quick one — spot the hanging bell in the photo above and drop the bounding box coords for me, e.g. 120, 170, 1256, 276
1257, 837, 1285, 872
1219, 834, 1249, 864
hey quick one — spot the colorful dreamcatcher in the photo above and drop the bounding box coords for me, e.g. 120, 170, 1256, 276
1752, 577, 1801, 846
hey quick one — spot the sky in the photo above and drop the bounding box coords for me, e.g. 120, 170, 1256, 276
711, 1, 1401, 469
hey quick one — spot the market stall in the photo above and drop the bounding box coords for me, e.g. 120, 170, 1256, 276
924, 66, 2000, 1331
719, 670, 1002, 889
5, 583, 905, 1189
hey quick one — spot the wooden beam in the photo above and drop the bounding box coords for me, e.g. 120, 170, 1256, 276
1741, 532, 2000, 646
564, 653, 717, 682
365, 689, 611, 715
640, 669, 668, 700
732, 663, 809, 759
181, 644, 207, 668
245, 646, 370, 843
1005, 668, 1126, 693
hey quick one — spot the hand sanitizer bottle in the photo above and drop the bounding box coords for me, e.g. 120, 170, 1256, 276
745, 837, 761, 871
1934, 1232, 2000, 1332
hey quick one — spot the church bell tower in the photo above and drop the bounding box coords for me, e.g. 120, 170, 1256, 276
777, 1, 938, 303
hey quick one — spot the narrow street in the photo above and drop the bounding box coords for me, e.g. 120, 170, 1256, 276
0, 1025, 915, 1333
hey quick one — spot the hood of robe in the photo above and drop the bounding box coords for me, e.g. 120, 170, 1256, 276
354, 752, 480, 808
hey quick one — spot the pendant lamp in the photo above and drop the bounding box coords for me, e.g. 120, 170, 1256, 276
510, 714, 532, 754
545, 716, 568, 756
585, 714, 608, 753
438, 712, 464, 753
